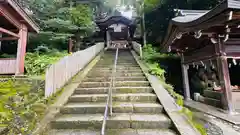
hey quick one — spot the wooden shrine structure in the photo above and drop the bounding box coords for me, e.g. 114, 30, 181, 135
96, 16, 136, 48
162, 0, 240, 113
0, 0, 39, 75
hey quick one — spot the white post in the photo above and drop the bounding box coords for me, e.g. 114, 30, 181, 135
180, 54, 191, 100
106, 31, 109, 47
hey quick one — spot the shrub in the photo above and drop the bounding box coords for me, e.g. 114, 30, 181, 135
25, 50, 68, 76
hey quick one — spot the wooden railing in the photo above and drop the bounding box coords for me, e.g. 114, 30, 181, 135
45, 43, 104, 97
0, 58, 17, 74
132, 41, 142, 59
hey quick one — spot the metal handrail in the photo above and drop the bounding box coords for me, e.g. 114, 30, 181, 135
101, 48, 119, 135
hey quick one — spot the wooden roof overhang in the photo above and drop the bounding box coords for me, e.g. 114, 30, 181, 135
96, 15, 136, 36
162, 0, 240, 64
0, 0, 39, 33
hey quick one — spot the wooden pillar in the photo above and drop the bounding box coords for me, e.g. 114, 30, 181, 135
0, 33, 2, 52
216, 38, 234, 113
16, 24, 28, 75
181, 54, 191, 100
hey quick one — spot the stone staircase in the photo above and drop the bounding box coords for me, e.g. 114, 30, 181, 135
48, 49, 177, 135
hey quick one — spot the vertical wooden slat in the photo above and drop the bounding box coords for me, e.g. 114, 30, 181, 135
0, 58, 17, 74
44, 43, 104, 97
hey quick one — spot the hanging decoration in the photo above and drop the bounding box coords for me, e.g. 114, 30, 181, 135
200, 61, 204, 66
210, 60, 215, 69
176, 32, 183, 39
233, 59, 237, 65
194, 30, 202, 39
168, 45, 171, 52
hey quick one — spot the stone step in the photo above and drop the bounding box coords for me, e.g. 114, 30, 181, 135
48, 129, 177, 135
115, 81, 150, 87
89, 69, 143, 73
51, 113, 172, 129
98, 61, 137, 64
83, 77, 147, 82
87, 71, 144, 77
96, 63, 138, 65
68, 93, 157, 103
60, 102, 163, 114
74, 87, 153, 94
78, 81, 150, 88
93, 67, 141, 70
95, 65, 140, 68
87, 72, 145, 77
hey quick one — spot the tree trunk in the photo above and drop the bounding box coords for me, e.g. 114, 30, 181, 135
74, 33, 81, 51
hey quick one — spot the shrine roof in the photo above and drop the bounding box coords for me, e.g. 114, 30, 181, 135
162, 0, 240, 51
96, 15, 135, 30
0, 0, 39, 32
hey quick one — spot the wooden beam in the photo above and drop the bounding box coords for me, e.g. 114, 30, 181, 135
0, 27, 19, 38
0, 37, 18, 41
0, 5, 21, 28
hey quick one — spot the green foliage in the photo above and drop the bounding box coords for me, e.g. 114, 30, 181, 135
70, 5, 94, 29
0, 54, 15, 58
181, 108, 207, 135
143, 44, 183, 105
144, 0, 162, 12
26, 0, 96, 51
148, 63, 165, 80
0, 78, 66, 134
0, 79, 46, 134
25, 50, 68, 76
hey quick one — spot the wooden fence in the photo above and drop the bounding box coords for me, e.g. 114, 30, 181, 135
132, 41, 142, 58
45, 43, 104, 97
0, 58, 16, 74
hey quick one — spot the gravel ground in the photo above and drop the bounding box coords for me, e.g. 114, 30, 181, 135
205, 122, 224, 135
214, 117, 240, 133
192, 111, 240, 135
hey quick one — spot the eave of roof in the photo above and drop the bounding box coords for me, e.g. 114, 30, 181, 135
162, 0, 240, 51
4, 0, 40, 33
96, 15, 135, 29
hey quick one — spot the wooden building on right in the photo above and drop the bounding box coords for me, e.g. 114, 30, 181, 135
162, 0, 240, 114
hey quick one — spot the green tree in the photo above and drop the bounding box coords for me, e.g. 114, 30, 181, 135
25, 0, 95, 51
69, 4, 95, 51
